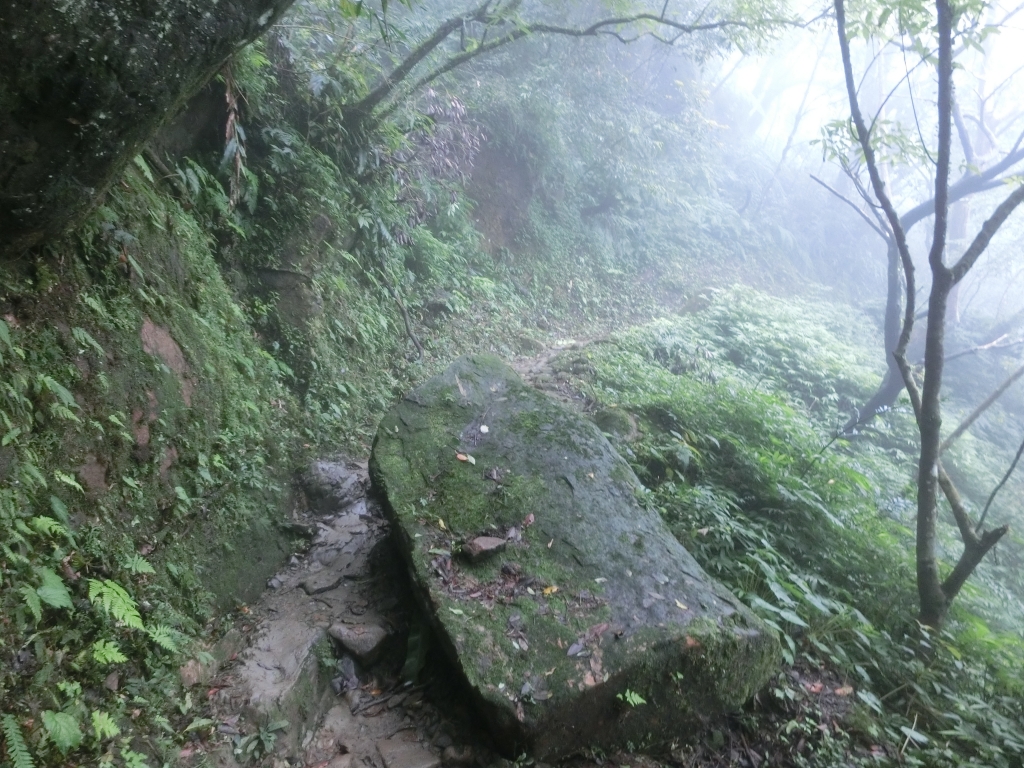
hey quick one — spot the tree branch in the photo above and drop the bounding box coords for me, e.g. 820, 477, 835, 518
939, 359, 1024, 454
949, 182, 1024, 284
810, 174, 888, 238
834, 0, 917, 359
364, 7, 812, 124
977, 431, 1024, 528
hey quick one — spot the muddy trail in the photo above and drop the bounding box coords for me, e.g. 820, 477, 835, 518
183, 344, 853, 768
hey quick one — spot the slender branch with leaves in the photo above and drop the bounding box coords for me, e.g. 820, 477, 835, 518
833, 0, 1022, 626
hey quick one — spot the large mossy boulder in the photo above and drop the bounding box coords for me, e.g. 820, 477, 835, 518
370, 355, 780, 759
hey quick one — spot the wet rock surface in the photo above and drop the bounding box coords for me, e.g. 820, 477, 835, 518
370, 354, 780, 759
198, 460, 489, 768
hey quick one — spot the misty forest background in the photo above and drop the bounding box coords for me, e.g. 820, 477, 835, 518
2, 0, 1024, 766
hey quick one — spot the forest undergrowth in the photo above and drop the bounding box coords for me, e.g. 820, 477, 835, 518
2, 1, 1023, 766
563, 286, 1024, 767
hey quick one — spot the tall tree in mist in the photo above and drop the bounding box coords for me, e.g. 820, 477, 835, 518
830, 0, 1022, 626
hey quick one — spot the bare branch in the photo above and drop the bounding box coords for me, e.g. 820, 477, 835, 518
977, 432, 1024, 528
944, 335, 1023, 363
810, 174, 888, 238
834, 0, 917, 358
952, 95, 975, 166
939, 359, 1024, 454
950, 182, 1024, 284
364, 7, 816, 124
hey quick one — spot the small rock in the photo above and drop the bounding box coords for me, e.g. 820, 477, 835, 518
329, 623, 390, 665
462, 536, 506, 563
267, 576, 283, 589
305, 460, 366, 513
442, 746, 475, 765
387, 692, 407, 709
289, 555, 301, 567
317, 548, 340, 566
301, 567, 348, 595
432, 732, 453, 749
345, 688, 363, 711
103, 672, 119, 691
377, 738, 441, 768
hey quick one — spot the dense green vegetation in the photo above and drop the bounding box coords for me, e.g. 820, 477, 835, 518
2, 0, 1023, 766
577, 287, 1024, 766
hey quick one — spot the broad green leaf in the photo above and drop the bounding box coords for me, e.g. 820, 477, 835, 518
41, 711, 83, 753
35, 567, 73, 610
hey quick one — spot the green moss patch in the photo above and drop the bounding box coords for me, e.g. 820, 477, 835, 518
370, 354, 780, 759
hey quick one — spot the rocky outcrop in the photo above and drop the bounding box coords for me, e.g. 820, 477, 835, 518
370, 354, 780, 759
0, 0, 294, 257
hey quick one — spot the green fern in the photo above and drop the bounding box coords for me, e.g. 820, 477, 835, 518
122, 554, 156, 575
92, 639, 128, 665
87, 579, 143, 629
90, 710, 120, 741
2, 714, 35, 768
71, 327, 106, 357
121, 746, 151, 768
146, 625, 179, 652
28, 517, 71, 544
19, 584, 42, 623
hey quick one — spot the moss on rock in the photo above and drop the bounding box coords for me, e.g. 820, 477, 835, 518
370, 354, 780, 759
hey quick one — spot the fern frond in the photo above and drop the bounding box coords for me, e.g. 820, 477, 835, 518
146, 625, 179, 653
2, 713, 36, 768
90, 710, 120, 741
92, 639, 128, 665
87, 579, 143, 629
29, 516, 69, 539
122, 554, 156, 575
19, 585, 42, 623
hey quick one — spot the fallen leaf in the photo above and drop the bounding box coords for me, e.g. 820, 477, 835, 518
835, 685, 854, 696
697, 527, 710, 535
480, 425, 489, 434
448, 607, 464, 615
547, 539, 554, 548
806, 682, 824, 694
675, 599, 688, 610
437, 518, 447, 530
587, 472, 594, 479
545, 667, 557, 675
567, 641, 585, 656
466, 454, 476, 465
594, 577, 607, 583
456, 453, 469, 462
543, 586, 558, 596
583, 672, 597, 687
